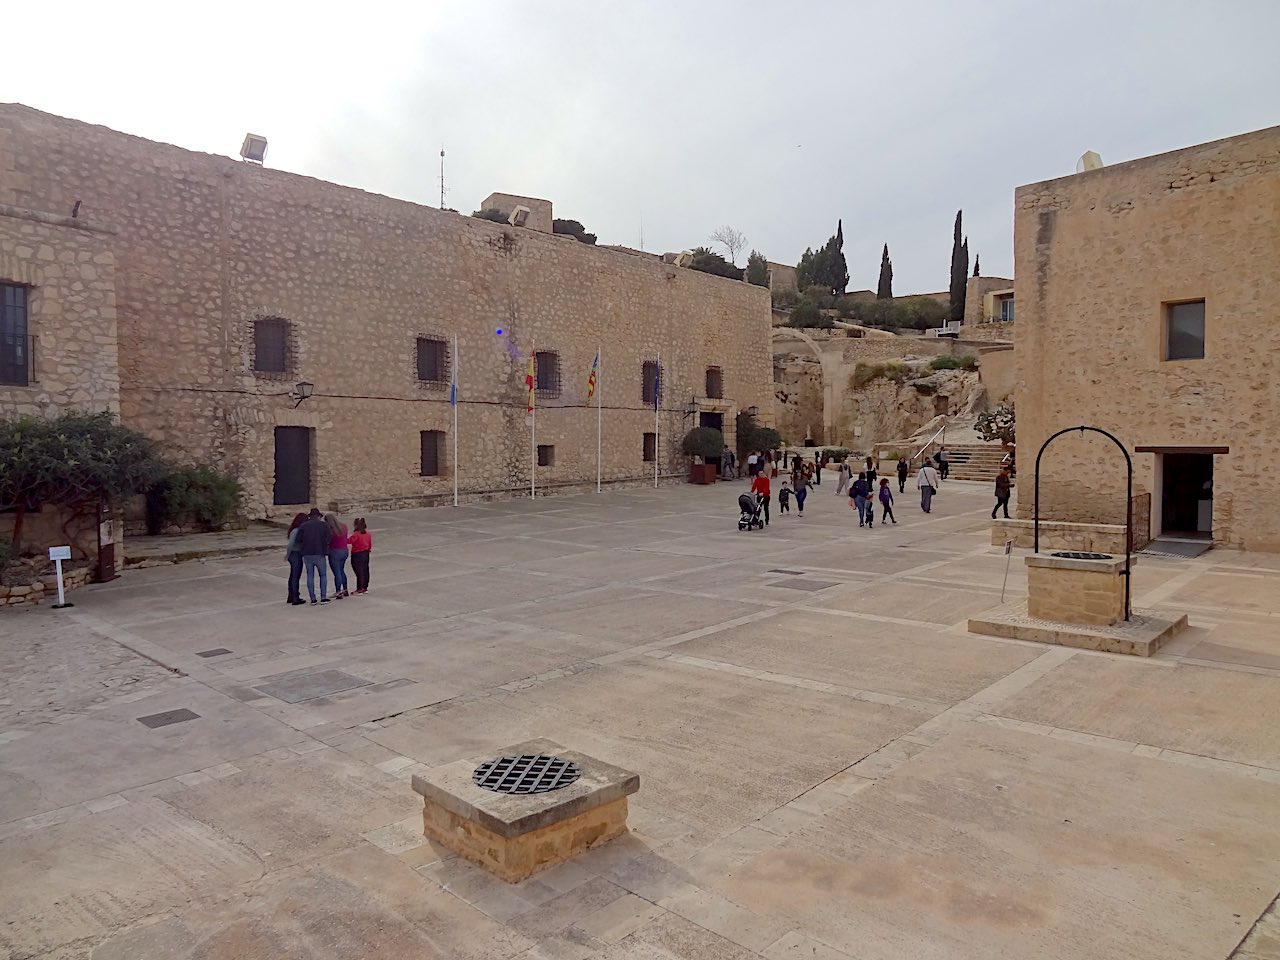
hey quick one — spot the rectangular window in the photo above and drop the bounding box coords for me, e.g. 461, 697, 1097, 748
537, 444, 555, 467
642, 360, 661, 405
1165, 300, 1205, 360
416, 337, 448, 384
997, 295, 1015, 322
535, 351, 560, 398
1, 283, 30, 386
420, 430, 444, 476
705, 366, 723, 399
643, 432, 657, 462
253, 317, 291, 374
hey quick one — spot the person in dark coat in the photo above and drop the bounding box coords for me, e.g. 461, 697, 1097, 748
993, 467, 1013, 519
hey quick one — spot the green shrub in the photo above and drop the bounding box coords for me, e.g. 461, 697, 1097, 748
821, 447, 851, 461
680, 427, 725, 462
470, 208, 507, 223
929, 354, 979, 371
149, 464, 241, 532
552, 218, 597, 244
850, 361, 911, 390
788, 301, 834, 329
0, 539, 12, 571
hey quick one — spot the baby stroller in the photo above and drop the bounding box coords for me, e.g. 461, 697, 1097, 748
737, 493, 764, 531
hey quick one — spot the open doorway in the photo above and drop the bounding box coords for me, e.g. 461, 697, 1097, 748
1161, 453, 1212, 537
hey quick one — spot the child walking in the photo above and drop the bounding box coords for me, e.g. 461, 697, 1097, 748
778, 481, 792, 514
878, 477, 897, 524
348, 517, 372, 594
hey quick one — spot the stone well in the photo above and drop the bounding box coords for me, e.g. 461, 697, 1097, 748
411, 738, 639, 883
1026, 551, 1132, 626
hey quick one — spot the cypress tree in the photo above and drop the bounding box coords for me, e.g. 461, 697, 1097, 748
949, 211, 968, 322
835, 219, 843, 250
973, 254, 980, 277
877, 244, 893, 299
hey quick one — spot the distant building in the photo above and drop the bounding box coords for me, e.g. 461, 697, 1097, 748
964, 276, 1015, 325
0, 104, 772, 526
1012, 124, 1280, 551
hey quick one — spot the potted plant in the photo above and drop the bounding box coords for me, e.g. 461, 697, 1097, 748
681, 427, 725, 484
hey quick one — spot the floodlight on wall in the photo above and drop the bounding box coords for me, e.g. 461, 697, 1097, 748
291, 380, 314, 408
508, 205, 531, 227
674, 250, 694, 267
1076, 150, 1104, 173
240, 133, 268, 164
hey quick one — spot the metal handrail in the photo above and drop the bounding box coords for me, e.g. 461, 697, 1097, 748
910, 419, 947, 465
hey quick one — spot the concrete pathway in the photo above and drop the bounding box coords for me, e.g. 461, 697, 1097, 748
2, 480, 1278, 959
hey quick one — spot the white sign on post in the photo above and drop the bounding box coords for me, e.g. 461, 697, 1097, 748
47, 545, 74, 609
1000, 540, 1015, 601
1004, 539, 1014, 556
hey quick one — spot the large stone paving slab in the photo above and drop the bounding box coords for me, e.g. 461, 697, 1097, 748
369, 657, 923, 840
721, 724, 1280, 959
995, 655, 1280, 768
815, 578, 1010, 625
0, 683, 301, 821
671, 609, 1042, 704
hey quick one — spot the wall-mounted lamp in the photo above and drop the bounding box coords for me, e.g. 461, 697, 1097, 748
745, 405, 760, 417
291, 380, 314, 408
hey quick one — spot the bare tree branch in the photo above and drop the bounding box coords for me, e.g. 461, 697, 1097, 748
709, 225, 748, 266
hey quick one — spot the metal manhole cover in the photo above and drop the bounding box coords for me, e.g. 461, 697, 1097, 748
195, 648, 232, 658
1051, 551, 1113, 560
472, 754, 582, 795
137, 708, 201, 728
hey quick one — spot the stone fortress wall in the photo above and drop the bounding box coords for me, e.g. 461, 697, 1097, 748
1014, 123, 1280, 550
0, 105, 773, 517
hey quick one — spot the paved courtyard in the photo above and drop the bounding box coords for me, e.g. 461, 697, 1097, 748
3, 480, 1279, 959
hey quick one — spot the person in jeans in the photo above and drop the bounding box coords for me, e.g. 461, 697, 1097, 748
792, 464, 809, 516
937, 446, 950, 480
325, 512, 350, 598
348, 517, 372, 594
878, 478, 897, 524
297, 508, 332, 604
993, 467, 1013, 519
917, 461, 940, 513
750, 469, 772, 526
850, 471, 871, 527
284, 512, 307, 605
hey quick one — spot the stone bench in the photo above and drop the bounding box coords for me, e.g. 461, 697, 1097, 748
411, 738, 639, 883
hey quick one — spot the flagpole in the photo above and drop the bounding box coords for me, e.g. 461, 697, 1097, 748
596, 344, 602, 494
530, 340, 536, 500
654, 351, 660, 489
452, 334, 459, 507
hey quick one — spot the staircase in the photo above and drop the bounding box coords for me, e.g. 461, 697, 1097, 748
941, 443, 1008, 482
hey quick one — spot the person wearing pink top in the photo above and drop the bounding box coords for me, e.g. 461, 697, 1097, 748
324, 512, 351, 598
348, 517, 372, 594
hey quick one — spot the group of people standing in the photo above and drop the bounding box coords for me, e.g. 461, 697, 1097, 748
284, 509, 372, 605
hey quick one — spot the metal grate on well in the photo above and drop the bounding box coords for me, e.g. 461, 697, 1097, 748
472, 754, 582, 795
1051, 551, 1114, 560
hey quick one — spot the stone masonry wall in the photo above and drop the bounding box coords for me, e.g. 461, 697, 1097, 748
0, 105, 773, 516
1014, 124, 1280, 550
0, 207, 120, 417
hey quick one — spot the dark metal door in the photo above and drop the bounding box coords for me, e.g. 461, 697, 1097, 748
274, 427, 311, 505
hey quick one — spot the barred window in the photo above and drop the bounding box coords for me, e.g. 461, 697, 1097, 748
535, 351, 560, 398
641, 360, 661, 405
253, 317, 291, 374
1, 283, 30, 386
420, 430, 445, 476
537, 444, 555, 467
705, 366, 723, 399
643, 432, 657, 462
416, 337, 448, 384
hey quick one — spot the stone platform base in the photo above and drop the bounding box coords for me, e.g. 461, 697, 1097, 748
968, 600, 1189, 657
411, 739, 639, 883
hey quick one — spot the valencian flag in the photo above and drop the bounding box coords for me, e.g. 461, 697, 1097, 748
652, 358, 661, 410
587, 351, 599, 400
525, 354, 536, 412
449, 351, 458, 407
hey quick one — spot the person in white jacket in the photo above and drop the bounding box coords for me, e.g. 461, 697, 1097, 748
916, 461, 940, 513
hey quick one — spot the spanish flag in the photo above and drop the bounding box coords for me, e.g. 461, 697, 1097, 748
525, 354, 536, 412
587, 351, 599, 400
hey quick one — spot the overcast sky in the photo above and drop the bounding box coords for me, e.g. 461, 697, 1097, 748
6, 1, 1278, 293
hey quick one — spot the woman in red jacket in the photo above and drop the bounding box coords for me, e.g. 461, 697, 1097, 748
750, 471, 772, 526
348, 517, 373, 594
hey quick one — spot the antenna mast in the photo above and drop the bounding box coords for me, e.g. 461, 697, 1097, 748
439, 147, 446, 209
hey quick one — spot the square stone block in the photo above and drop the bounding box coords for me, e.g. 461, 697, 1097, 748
1026, 553, 1133, 626
411, 738, 639, 883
